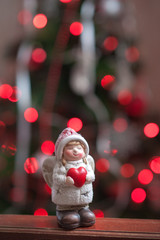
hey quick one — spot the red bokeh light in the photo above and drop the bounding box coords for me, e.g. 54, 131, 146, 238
149, 156, 160, 174
96, 158, 110, 173
101, 75, 115, 90
138, 169, 153, 185
0, 120, 5, 130
32, 48, 47, 63
17, 9, 32, 25
131, 188, 146, 203
144, 123, 159, 138
7, 144, 17, 156
0, 84, 13, 99
120, 163, 135, 178
59, 0, 72, 2
125, 97, 146, 117
93, 209, 104, 218
8, 86, 22, 102
33, 13, 47, 29
34, 208, 48, 216
24, 107, 38, 123
24, 157, 39, 174
41, 140, 55, 155
70, 22, 83, 36
125, 46, 140, 62
117, 90, 132, 105
67, 118, 83, 132
1, 144, 6, 153
113, 118, 128, 133
111, 149, 118, 156
103, 36, 118, 51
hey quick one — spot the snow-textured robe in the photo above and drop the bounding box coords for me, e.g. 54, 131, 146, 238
51, 156, 95, 207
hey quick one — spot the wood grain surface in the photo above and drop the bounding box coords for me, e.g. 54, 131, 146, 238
0, 215, 160, 240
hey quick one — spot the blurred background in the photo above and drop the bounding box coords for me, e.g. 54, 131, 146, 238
0, 0, 160, 219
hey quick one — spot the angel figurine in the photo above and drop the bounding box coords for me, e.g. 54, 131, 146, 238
42, 127, 95, 230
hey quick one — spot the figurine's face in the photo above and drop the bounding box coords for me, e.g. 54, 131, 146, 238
63, 142, 85, 161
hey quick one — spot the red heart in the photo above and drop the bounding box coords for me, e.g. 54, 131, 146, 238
67, 167, 87, 188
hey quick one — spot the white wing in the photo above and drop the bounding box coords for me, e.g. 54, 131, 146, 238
87, 155, 95, 172
42, 156, 56, 188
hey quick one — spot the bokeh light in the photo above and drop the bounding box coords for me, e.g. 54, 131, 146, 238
0, 120, 6, 135
24, 157, 39, 174
32, 48, 47, 63
7, 144, 17, 156
93, 209, 104, 218
113, 118, 128, 133
138, 169, 153, 185
41, 140, 55, 155
111, 149, 118, 156
143, 123, 159, 138
103, 36, 118, 51
149, 156, 160, 174
24, 107, 38, 123
8, 86, 22, 102
125, 46, 140, 63
0, 84, 13, 99
34, 208, 48, 216
17, 9, 32, 25
33, 13, 47, 29
67, 118, 83, 132
125, 97, 146, 117
96, 158, 110, 173
101, 75, 115, 90
1, 144, 16, 156
120, 163, 135, 178
131, 188, 146, 203
70, 22, 83, 36
1, 144, 7, 153
117, 90, 132, 105
59, 0, 72, 2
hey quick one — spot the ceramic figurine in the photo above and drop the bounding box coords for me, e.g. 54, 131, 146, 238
42, 127, 95, 230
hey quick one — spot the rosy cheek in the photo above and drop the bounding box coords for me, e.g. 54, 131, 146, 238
64, 150, 71, 157
79, 152, 84, 157
66, 150, 72, 156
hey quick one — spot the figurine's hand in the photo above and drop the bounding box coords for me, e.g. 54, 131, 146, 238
66, 176, 74, 185
86, 174, 92, 182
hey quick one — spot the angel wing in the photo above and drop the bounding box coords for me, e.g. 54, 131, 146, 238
87, 155, 95, 172
42, 156, 56, 188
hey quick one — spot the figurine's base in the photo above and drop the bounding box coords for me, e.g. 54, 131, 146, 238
56, 208, 95, 230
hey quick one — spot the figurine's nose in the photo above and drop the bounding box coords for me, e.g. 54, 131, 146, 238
73, 148, 78, 153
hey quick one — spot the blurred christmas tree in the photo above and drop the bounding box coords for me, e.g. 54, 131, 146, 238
0, 0, 160, 219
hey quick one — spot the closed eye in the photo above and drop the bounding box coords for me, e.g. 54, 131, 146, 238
66, 146, 73, 150
77, 146, 82, 150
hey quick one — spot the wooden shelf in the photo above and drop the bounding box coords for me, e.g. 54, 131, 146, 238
0, 214, 160, 240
